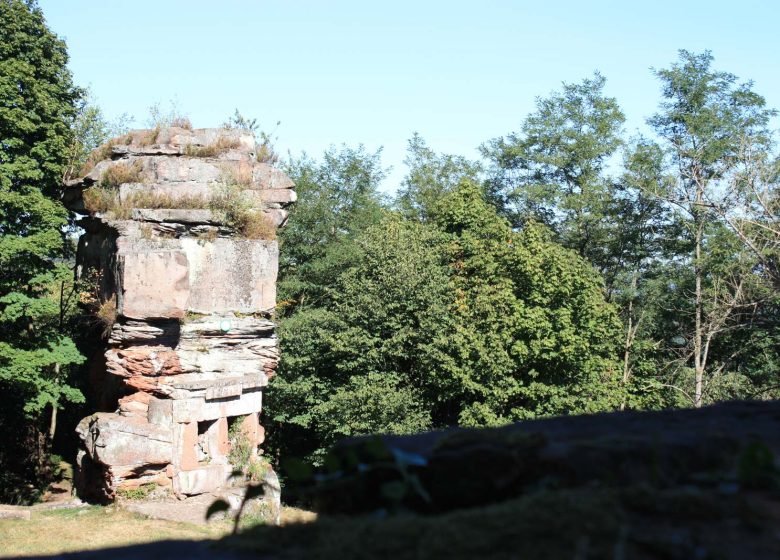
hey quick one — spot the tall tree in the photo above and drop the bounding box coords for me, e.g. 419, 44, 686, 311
482, 73, 625, 276
0, 0, 85, 499
270, 173, 624, 462
397, 133, 483, 223
647, 50, 776, 407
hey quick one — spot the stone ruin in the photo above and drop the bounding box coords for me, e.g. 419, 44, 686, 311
63, 126, 295, 504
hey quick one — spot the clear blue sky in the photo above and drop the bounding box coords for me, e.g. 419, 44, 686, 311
39, 0, 780, 192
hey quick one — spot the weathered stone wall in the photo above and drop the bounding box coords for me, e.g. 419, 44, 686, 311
66, 126, 294, 503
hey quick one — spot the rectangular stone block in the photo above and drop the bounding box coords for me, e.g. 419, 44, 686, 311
148, 397, 173, 427
182, 238, 278, 314
172, 390, 263, 423
176, 421, 199, 472
207, 417, 230, 464
117, 248, 189, 320
247, 188, 297, 204
174, 464, 231, 495
76, 413, 173, 467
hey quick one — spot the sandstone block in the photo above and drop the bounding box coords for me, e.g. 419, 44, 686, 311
172, 390, 263, 423
250, 188, 297, 205
76, 413, 173, 467
182, 238, 278, 314
131, 209, 221, 224
174, 464, 231, 495
117, 248, 189, 320
263, 208, 289, 227
252, 163, 295, 190
148, 397, 173, 426
178, 421, 199, 472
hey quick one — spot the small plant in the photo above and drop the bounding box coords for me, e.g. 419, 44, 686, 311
78, 136, 131, 176
170, 116, 193, 130
96, 295, 117, 338
82, 186, 119, 215
139, 223, 155, 240
228, 416, 254, 472
256, 133, 279, 164
197, 228, 220, 242
116, 483, 156, 501
233, 210, 277, 240
99, 160, 144, 188
224, 164, 253, 187
210, 184, 276, 240
183, 136, 241, 158
247, 455, 272, 483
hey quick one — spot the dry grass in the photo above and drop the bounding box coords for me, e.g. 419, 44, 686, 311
0, 506, 226, 558
170, 116, 193, 130
82, 186, 122, 215
138, 127, 161, 147
184, 137, 241, 158
209, 185, 276, 240
82, 188, 211, 220
99, 160, 144, 188
96, 295, 117, 338
225, 164, 254, 187
77, 134, 132, 177
232, 210, 277, 240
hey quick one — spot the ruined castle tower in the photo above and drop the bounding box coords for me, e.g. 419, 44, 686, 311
64, 126, 295, 502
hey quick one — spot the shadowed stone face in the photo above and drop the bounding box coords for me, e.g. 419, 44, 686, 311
68, 127, 294, 505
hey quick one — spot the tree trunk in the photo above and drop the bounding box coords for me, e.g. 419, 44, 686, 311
48, 363, 61, 442
693, 189, 704, 408
49, 402, 58, 442
620, 271, 638, 411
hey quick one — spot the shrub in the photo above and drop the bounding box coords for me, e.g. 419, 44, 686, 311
210, 185, 276, 240
228, 416, 254, 471
82, 186, 119, 215
99, 160, 144, 188
96, 295, 117, 338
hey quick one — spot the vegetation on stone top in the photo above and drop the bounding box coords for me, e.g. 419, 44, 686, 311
182, 136, 242, 158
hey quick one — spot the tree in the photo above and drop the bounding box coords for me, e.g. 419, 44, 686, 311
482, 73, 625, 275
269, 215, 447, 461
397, 133, 483, 223
432, 182, 623, 425
647, 50, 777, 407
270, 169, 624, 462
0, 0, 85, 499
276, 145, 386, 314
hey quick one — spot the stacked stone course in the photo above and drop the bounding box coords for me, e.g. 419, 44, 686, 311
64, 126, 295, 502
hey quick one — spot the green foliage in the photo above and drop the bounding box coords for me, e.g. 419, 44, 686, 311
398, 133, 483, 223
116, 483, 156, 501
277, 145, 386, 314
482, 73, 625, 262
271, 164, 623, 461
228, 416, 254, 471
0, 0, 85, 496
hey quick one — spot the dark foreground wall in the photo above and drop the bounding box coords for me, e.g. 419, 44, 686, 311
24, 400, 780, 560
